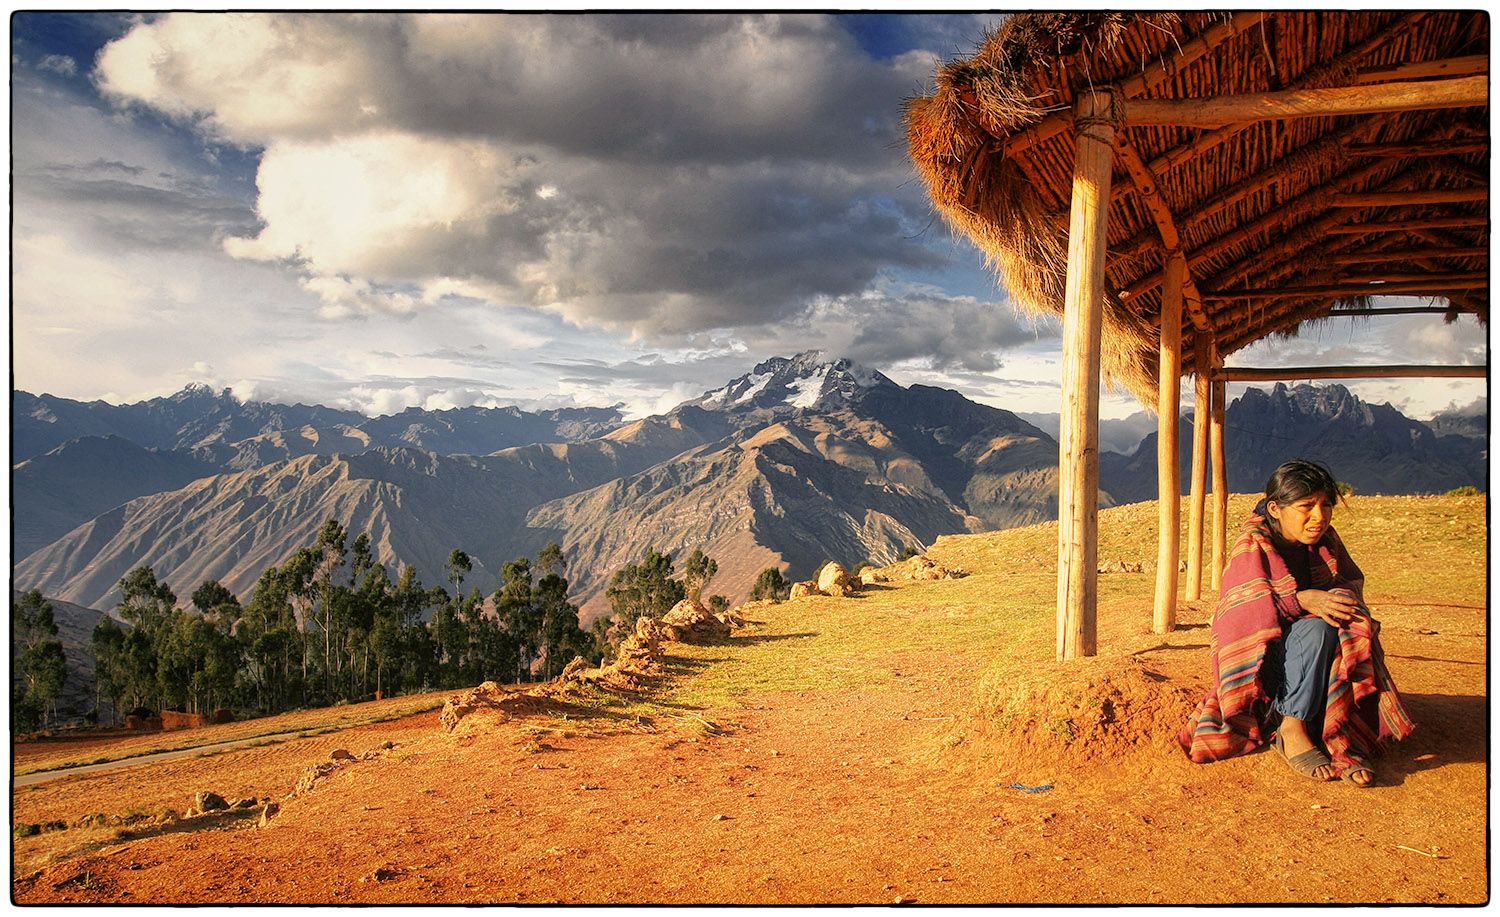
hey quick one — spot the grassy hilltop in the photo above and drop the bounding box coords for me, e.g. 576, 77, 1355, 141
13, 493, 1487, 905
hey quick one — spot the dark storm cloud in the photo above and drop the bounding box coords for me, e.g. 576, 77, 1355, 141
94, 12, 972, 339
533, 352, 760, 397
24, 170, 259, 251
383, 14, 919, 168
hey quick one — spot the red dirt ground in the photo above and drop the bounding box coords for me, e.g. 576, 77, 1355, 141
11, 581, 1486, 905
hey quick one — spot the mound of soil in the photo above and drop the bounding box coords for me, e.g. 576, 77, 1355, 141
955, 656, 1202, 781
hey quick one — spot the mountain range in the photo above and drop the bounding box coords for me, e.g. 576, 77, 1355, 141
11, 355, 1486, 619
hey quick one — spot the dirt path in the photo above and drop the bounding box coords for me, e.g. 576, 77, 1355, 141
14, 728, 337, 788
12, 588, 1486, 905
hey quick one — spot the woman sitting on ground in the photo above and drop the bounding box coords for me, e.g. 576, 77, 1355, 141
1179, 459, 1414, 787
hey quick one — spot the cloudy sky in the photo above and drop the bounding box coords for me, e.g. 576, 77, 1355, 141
10, 12, 1487, 431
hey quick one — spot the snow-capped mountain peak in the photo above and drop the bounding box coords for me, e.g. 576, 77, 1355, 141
689, 351, 897, 414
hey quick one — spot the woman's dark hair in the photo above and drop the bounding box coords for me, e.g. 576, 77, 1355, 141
1264, 459, 1341, 506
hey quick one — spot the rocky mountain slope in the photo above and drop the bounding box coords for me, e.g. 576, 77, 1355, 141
526, 355, 1067, 616
14, 355, 1063, 614
14, 383, 623, 464
14, 409, 729, 613
1101, 383, 1487, 502
11, 362, 1483, 618
12, 387, 627, 563
13, 436, 220, 561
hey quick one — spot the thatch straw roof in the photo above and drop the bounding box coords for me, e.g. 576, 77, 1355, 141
906, 12, 1489, 405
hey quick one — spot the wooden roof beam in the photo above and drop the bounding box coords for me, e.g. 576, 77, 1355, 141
1199, 240, 1431, 349
1330, 188, 1488, 207
1324, 215, 1489, 234
1214, 297, 1438, 357
1214, 365, 1486, 381
1201, 215, 1474, 350
1352, 54, 1489, 84
1214, 302, 1476, 356
1328, 247, 1489, 264
1000, 11, 1266, 159
1114, 119, 1387, 260
1347, 139, 1489, 158
1204, 276, 1487, 301
1410, 227, 1490, 251
1115, 11, 1435, 195
1437, 156, 1489, 188
1198, 161, 1483, 295
1119, 156, 1400, 302
1124, 75, 1488, 128
1113, 136, 1212, 332
1322, 306, 1476, 316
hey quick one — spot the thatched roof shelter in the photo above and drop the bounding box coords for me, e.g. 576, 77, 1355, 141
907, 11, 1488, 405
905, 12, 1488, 659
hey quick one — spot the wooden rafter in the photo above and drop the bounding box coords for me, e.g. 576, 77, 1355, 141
1347, 139, 1489, 157
1214, 365, 1487, 381
1352, 54, 1489, 83
1130, 12, 1433, 188
1327, 247, 1488, 264
1323, 306, 1475, 316
1113, 118, 1387, 260
1120, 155, 1401, 302
1436, 156, 1489, 188
1124, 75, 1488, 128
1214, 279, 1474, 354
1113, 136, 1211, 331
1330, 188, 1488, 207
1188, 211, 1449, 353
1324, 215, 1489, 234
1193, 163, 1469, 298
1204, 276, 1487, 301
1000, 11, 1266, 160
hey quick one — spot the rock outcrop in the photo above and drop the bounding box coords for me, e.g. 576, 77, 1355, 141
789, 581, 820, 599
816, 562, 860, 596
661, 598, 732, 643
876, 554, 967, 583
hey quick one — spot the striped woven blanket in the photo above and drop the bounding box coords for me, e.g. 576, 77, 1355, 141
1178, 510, 1415, 772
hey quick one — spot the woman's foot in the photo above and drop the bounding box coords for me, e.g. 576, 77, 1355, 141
1342, 761, 1376, 788
1274, 717, 1336, 781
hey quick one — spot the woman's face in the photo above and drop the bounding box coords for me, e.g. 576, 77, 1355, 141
1267, 491, 1335, 545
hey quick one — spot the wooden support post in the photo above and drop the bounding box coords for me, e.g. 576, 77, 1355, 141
1185, 333, 1211, 601
1056, 89, 1115, 662
1154, 253, 1185, 634
1210, 348, 1228, 594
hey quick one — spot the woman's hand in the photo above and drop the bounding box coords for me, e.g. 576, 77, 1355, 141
1297, 589, 1363, 627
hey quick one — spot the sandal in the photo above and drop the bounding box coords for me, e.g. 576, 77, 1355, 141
1271, 731, 1336, 781
1341, 760, 1376, 789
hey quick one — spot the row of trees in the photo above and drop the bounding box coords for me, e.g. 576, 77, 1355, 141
86, 521, 609, 722
17, 522, 799, 730
13, 590, 67, 731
